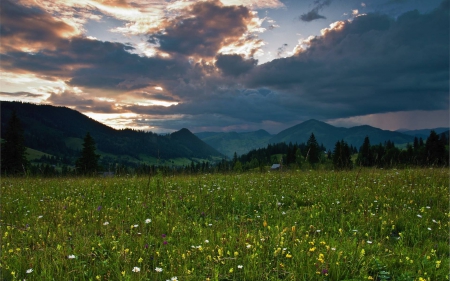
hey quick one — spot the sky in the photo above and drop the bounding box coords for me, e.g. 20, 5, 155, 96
1, 0, 448, 134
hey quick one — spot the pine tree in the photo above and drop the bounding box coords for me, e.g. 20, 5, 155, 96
1, 110, 28, 175
357, 136, 373, 167
425, 130, 446, 165
306, 133, 320, 164
333, 140, 352, 170
76, 132, 100, 175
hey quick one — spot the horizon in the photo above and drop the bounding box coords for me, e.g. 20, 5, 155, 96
0, 0, 448, 134
3, 100, 447, 136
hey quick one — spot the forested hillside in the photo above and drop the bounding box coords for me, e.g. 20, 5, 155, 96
1, 101, 224, 169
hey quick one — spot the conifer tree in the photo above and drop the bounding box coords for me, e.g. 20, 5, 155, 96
333, 140, 352, 169
357, 136, 373, 167
76, 132, 100, 175
1, 110, 28, 175
425, 130, 446, 165
306, 133, 320, 164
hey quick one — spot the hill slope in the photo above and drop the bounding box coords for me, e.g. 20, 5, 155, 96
195, 129, 272, 157
1, 101, 224, 166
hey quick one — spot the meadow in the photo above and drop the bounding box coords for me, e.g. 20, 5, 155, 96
1, 168, 448, 281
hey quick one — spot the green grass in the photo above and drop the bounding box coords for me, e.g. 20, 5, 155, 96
1, 168, 448, 280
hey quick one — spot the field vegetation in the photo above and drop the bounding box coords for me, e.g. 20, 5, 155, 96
1, 168, 448, 280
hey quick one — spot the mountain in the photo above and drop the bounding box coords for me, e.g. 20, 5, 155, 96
1, 101, 223, 167
195, 129, 272, 157
396, 128, 449, 139
270, 120, 415, 150
269, 120, 415, 150
196, 119, 423, 156
269, 119, 343, 148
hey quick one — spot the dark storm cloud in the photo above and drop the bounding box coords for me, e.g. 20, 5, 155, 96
300, 0, 332, 22
149, 1, 253, 57
140, 92, 180, 102
46, 90, 118, 113
125, 87, 299, 129
246, 1, 449, 120
0, 0, 76, 52
215, 54, 257, 77
1, 38, 189, 89
0, 91, 44, 98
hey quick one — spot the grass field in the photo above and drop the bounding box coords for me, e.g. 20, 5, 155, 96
1, 168, 448, 280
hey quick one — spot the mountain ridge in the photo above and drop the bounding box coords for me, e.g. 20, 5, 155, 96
196, 120, 432, 156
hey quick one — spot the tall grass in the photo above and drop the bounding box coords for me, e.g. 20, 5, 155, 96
1, 168, 448, 280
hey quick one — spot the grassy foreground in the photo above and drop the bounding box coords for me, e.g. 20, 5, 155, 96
1, 168, 448, 280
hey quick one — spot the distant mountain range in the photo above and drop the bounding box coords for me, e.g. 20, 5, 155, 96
197, 119, 447, 157
396, 128, 449, 140
1, 101, 223, 167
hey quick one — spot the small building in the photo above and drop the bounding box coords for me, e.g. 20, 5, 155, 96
270, 164, 281, 170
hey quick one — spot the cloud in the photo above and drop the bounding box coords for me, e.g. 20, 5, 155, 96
300, 0, 332, 22
246, 2, 449, 120
300, 9, 326, 22
148, 1, 254, 57
215, 54, 257, 76
1, 0, 448, 133
0, 91, 45, 98
0, 0, 78, 53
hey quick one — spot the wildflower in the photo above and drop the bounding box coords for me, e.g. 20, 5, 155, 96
417, 214, 422, 218
38, 215, 43, 219
317, 253, 325, 263
132, 267, 140, 272
367, 240, 372, 244
155, 267, 163, 272
103, 221, 109, 226
163, 241, 168, 245
436, 260, 441, 268
96, 275, 101, 280
286, 253, 293, 258
162, 234, 166, 238
427, 227, 431, 231
26, 269, 33, 274
97, 206, 102, 211
205, 240, 209, 243
238, 265, 243, 269
133, 224, 139, 228
246, 244, 252, 249
68, 255, 76, 259
121, 271, 126, 276
145, 218, 151, 224
138, 257, 143, 263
